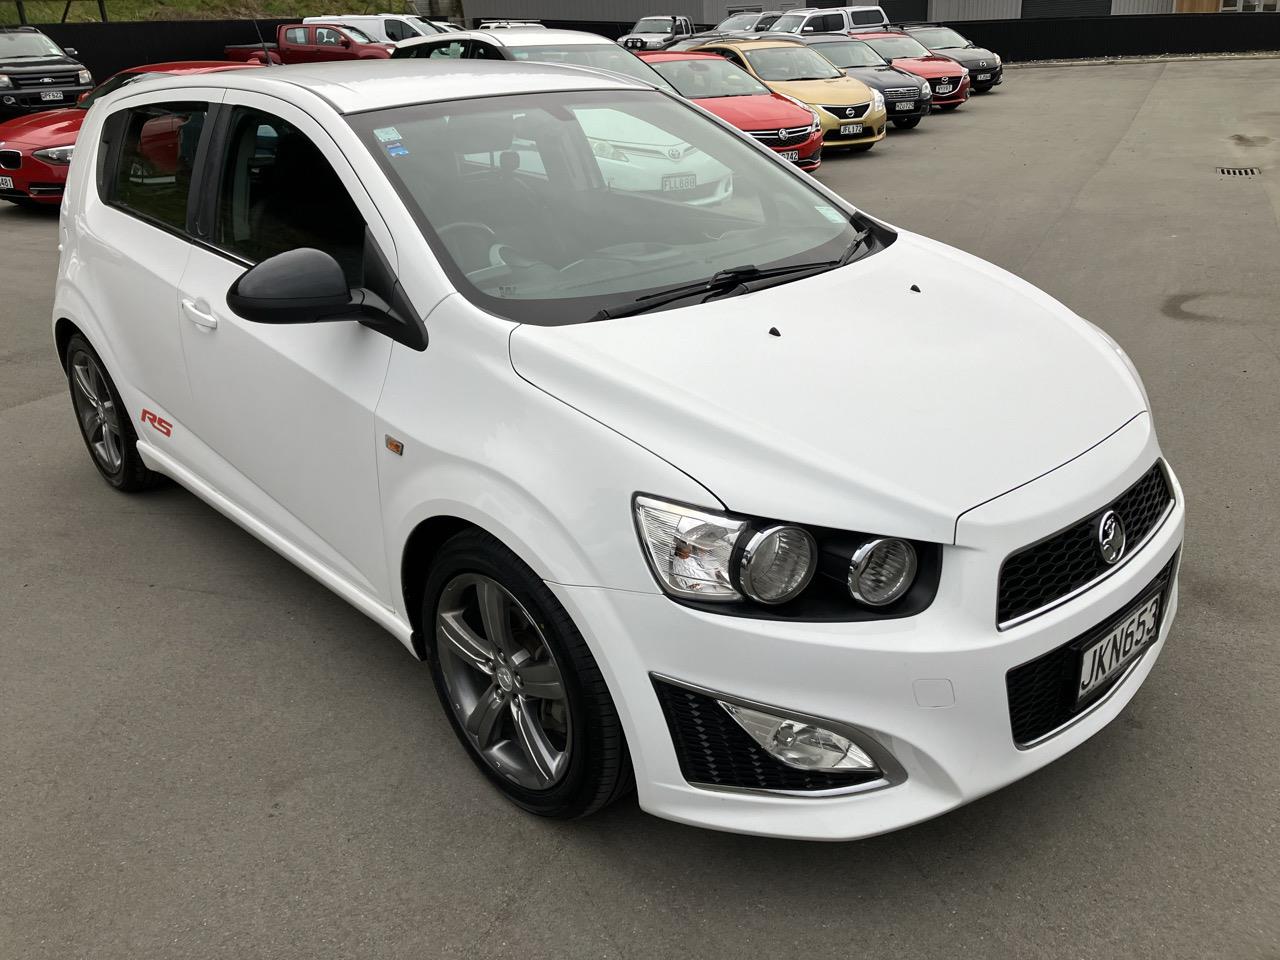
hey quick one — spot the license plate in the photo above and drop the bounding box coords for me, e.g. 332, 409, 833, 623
778, 149, 800, 161
0, 176, 12, 190
839, 123, 863, 136
1077, 591, 1162, 703
40, 90, 63, 101
894, 101, 915, 111
976, 72, 991, 80
661, 173, 696, 191
935, 84, 953, 94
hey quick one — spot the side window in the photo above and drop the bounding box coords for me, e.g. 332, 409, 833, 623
467, 41, 505, 59
215, 107, 367, 284
850, 9, 884, 24
284, 27, 308, 44
384, 18, 410, 41
819, 13, 845, 31
106, 101, 209, 231
427, 39, 467, 58
315, 27, 343, 46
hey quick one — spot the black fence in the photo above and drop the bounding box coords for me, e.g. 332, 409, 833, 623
27, 11, 1280, 79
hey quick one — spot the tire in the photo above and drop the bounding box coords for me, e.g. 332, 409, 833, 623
891, 117, 922, 130
423, 529, 633, 818
64, 333, 163, 492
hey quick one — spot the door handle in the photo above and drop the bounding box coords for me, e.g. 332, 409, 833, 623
181, 298, 218, 330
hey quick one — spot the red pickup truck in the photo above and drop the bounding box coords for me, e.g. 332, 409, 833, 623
224, 23, 393, 64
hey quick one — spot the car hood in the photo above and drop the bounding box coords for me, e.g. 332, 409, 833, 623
508, 232, 1146, 544
0, 107, 84, 147
694, 92, 810, 129
843, 64, 923, 90
934, 47, 996, 67
0, 54, 79, 72
885, 55, 963, 78
767, 75, 872, 106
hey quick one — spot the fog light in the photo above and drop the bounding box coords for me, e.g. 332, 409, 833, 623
849, 537, 917, 606
2, 96, 15, 105
719, 701, 877, 771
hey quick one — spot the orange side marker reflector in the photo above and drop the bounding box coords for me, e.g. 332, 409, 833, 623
385, 435, 404, 456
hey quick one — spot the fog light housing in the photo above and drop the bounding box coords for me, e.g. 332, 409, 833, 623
849, 537, 917, 606
719, 701, 878, 771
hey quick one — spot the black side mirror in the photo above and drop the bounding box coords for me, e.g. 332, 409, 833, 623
227, 248, 353, 324
65, 47, 79, 56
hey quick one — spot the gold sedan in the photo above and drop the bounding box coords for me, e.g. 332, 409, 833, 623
689, 37, 886, 152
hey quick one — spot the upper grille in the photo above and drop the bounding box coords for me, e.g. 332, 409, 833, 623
1006, 554, 1176, 746
748, 125, 813, 146
821, 103, 869, 119
884, 86, 919, 99
0, 150, 20, 171
932, 75, 962, 88
12, 71, 80, 88
652, 679, 882, 793
997, 462, 1174, 626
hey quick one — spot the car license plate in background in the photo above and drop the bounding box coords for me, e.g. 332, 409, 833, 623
40, 90, 63, 101
0, 176, 13, 190
935, 84, 953, 94
839, 123, 863, 136
661, 174, 696, 191
976, 73, 992, 80
895, 101, 915, 111
779, 149, 800, 161
1077, 592, 1162, 703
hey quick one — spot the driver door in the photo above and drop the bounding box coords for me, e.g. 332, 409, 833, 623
175, 93, 397, 602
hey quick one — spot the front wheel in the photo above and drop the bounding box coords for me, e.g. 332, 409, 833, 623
892, 117, 922, 130
424, 530, 632, 818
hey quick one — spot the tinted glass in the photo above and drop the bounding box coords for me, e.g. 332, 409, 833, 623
815, 14, 845, 31
649, 56, 769, 98
285, 27, 308, 44
505, 44, 677, 93
716, 14, 760, 29
810, 39, 885, 68
351, 89, 867, 325
743, 46, 843, 81
633, 17, 675, 33
909, 27, 968, 48
849, 9, 885, 24
384, 18, 411, 40
864, 35, 930, 59
0, 30, 62, 58
769, 14, 805, 32
215, 108, 366, 284
108, 102, 208, 231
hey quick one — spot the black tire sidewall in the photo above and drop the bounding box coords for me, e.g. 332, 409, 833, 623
64, 333, 153, 491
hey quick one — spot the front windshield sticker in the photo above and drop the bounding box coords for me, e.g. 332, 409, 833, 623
374, 126, 403, 143
386, 143, 410, 157
815, 204, 847, 224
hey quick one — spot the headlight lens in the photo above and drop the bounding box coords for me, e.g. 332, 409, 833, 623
920, 80, 932, 97
33, 145, 75, 165
994, 53, 1002, 66
871, 89, 884, 113
590, 139, 630, 163
0, 74, 11, 88
738, 525, 816, 605
77, 69, 92, 85
634, 496, 745, 600
849, 538, 917, 606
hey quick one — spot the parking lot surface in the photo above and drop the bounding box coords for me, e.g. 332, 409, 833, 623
2, 59, 1278, 959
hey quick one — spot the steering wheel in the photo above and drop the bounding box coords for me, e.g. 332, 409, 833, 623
438, 222, 498, 274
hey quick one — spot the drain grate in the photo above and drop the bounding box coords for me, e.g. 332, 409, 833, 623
1218, 167, 1260, 177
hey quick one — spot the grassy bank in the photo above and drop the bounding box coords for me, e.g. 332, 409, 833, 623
18, 1, 409, 22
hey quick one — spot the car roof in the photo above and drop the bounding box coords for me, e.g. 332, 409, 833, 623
116, 59, 646, 115
637, 50, 725, 62
396, 28, 612, 48
697, 37, 808, 50
120, 60, 262, 75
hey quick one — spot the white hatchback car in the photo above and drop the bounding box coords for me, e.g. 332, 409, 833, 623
54, 60, 1184, 840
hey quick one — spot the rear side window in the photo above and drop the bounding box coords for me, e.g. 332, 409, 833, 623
384, 18, 412, 41
850, 9, 885, 24
105, 101, 209, 231
816, 13, 845, 31
285, 27, 308, 44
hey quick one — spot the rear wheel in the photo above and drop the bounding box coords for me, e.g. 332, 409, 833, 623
891, 117, 922, 130
424, 529, 632, 818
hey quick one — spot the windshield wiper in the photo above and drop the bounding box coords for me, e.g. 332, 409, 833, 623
589, 227, 874, 321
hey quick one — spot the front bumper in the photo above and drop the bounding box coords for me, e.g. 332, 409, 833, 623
0, 147, 65, 205
968, 64, 1003, 89
0, 85, 90, 117
551, 419, 1185, 840
818, 105, 888, 148
930, 76, 971, 106
767, 129, 823, 170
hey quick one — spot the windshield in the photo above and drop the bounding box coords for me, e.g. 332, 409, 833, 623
649, 56, 769, 98
341, 25, 375, 43
768, 14, 805, 32
909, 27, 968, 49
716, 13, 759, 30
633, 17, 675, 33
864, 36, 930, 59
351, 89, 871, 325
810, 39, 885, 68
743, 46, 843, 82
507, 44, 678, 94
407, 15, 445, 33
0, 30, 63, 59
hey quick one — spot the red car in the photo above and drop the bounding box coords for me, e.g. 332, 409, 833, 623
849, 30, 970, 111
638, 50, 822, 171
0, 61, 258, 208
224, 23, 393, 64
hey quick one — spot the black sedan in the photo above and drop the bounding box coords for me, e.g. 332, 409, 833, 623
799, 35, 933, 130
901, 24, 1002, 92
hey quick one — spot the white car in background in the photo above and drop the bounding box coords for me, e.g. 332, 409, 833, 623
52, 59, 1184, 840
303, 13, 445, 43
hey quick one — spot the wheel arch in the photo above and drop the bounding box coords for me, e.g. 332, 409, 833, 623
401, 513, 478, 657
54, 316, 84, 371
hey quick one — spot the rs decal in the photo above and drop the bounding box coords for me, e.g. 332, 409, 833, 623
140, 409, 173, 438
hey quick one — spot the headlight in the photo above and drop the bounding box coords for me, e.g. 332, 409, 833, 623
849, 538, 917, 606
33, 145, 75, 165
634, 497, 746, 600
960, 67, 969, 77
738, 525, 816, 605
994, 53, 1002, 66
589, 139, 629, 163
920, 80, 932, 97
871, 89, 884, 113
0, 74, 11, 89
77, 69, 92, 85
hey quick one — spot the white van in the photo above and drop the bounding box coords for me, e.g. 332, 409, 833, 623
767, 5, 889, 33
302, 13, 444, 43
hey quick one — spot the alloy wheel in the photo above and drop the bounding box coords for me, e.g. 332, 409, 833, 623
69, 351, 123, 474
435, 573, 571, 790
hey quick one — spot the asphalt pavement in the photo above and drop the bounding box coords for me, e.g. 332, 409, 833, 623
2, 58, 1278, 959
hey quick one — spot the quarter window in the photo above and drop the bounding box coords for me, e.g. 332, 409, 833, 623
106, 101, 209, 231
214, 107, 367, 284
849, 9, 884, 24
